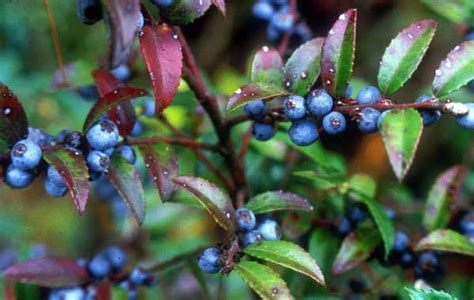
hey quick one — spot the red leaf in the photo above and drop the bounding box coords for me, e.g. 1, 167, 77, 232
3, 257, 90, 288
0, 84, 28, 154
212, 0, 226, 15
139, 23, 183, 115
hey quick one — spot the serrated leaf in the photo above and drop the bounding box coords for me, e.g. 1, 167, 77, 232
234, 261, 293, 300
423, 166, 465, 231
243, 240, 325, 286
284, 37, 324, 96
160, 0, 212, 25
105, 153, 145, 224
321, 9, 357, 97
0, 84, 28, 154
332, 228, 380, 275
432, 40, 474, 97
138, 143, 178, 201
211, 0, 225, 15
405, 287, 458, 300
308, 228, 339, 276
227, 83, 289, 112
380, 109, 423, 181
378, 20, 437, 95
3, 257, 89, 288
245, 191, 313, 214
172, 176, 235, 233
43, 146, 90, 214
415, 229, 474, 256
251, 46, 284, 86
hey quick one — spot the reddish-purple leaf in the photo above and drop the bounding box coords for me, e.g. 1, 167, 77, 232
251, 46, 284, 85
227, 83, 290, 112
212, 0, 226, 15
321, 9, 357, 97
138, 143, 178, 201
3, 257, 90, 288
0, 84, 28, 153
43, 146, 90, 214
139, 23, 183, 115
83, 87, 148, 132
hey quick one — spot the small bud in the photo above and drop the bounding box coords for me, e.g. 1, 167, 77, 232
443, 102, 469, 116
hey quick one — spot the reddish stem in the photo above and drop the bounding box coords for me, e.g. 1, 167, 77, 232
127, 136, 220, 153
277, 0, 297, 56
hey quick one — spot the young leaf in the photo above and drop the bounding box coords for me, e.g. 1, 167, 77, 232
83, 87, 148, 132
432, 40, 474, 97
43, 146, 90, 214
138, 143, 178, 201
160, 0, 212, 25
105, 153, 145, 224
244, 191, 313, 214
405, 287, 458, 300
415, 229, 474, 256
3, 257, 89, 288
380, 109, 423, 181
251, 46, 284, 86
348, 173, 376, 199
243, 240, 325, 286
332, 228, 380, 275
284, 37, 324, 96
234, 261, 292, 300
211, 0, 225, 15
172, 176, 235, 233
139, 23, 183, 115
308, 228, 339, 276
227, 83, 289, 112
423, 166, 465, 231
377, 20, 437, 95
0, 84, 28, 153
321, 9, 357, 97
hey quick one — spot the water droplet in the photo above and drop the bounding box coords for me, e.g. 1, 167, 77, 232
235, 88, 242, 95
285, 81, 291, 87
172, 34, 178, 40
326, 80, 332, 85
416, 25, 421, 29
329, 29, 335, 35
3, 107, 11, 115
113, 90, 118, 95
225, 212, 231, 218
145, 164, 150, 168
150, 72, 156, 80
407, 33, 414, 39
329, 68, 334, 74
435, 69, 442, 76
300, 72, 308, 79
138, 31, 144, 37
338, 13, 346, 20
163, 171, 168, 175
444, 59, 452, 69
262, 46, 269, 52
454, 45, 460, 51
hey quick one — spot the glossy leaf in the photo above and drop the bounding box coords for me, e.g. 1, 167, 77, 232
423, 166, 465, 231
405, 287, 458, 300
105, 153, 145, 224
138, 143, 178, 201
0, 84, 28, 153
421, 0, 471, 26
3, 257, 89, 288
227, 83, 289, 112
139, 23, 183, 115
245, 191, 313, 214
284, 37, 324, 96
308, 228, 339, 276
211, 0, 226, 15
43, 146, 90, 214
160, 0, 212, 25
321, 9, 357, 97
380, 109, 423, 181
378, 20, 437, 95
234, 261, 292, 300
243, 240, 325, 286
332, 228, 380, 275
415, 229, 474, 256
432, 40, 474, 97
251, 46, 284, 86
173, 176, 235, 233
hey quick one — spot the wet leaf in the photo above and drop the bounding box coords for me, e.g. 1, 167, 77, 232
245, 191, 313, 214
308, 228, 339, 276
0, 84, 28, 154
405, 287, 458, 300
251, 46, 284, 86
415, 229, 474, 256
160, 0, 212, 25
227, 83, 289, 112
420, 0, 472, 24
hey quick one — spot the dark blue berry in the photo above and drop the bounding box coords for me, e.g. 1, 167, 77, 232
252, 1, 274, 20
347, 203, 368, 225
49, 288, 85, 300
414, 252, 442, 282
87, 253, 112, 279
151, 0, 174, 6
86, 119, 119, 150
198, 247, 222, 273
143, 98, 155, 117
267, 24, 281, 41
129, 267, 148, 286
393, 231, 409, 252
283, 95, 306, 120
4, 165, 34, 189
465, 30, 474, 41
416, 95, 440, 126
55, 129, 83, 150
236, 208, 257, 232
110, 64, 130, 82
377, 110, 390, 130
337, 217, 353, 235
87, 151, 110, 173
77, 0, 103, 25
348, 278, 365, 293
131, 120, 144, 137
44, 178, 68, 198
344, 83, 353, 98
257, 219, 281, 240
323, 112, 346, 135
244, 100, 269, 120
288, 119, 318, 146
456, 103, 474, 129
460, 212, 474, 235
294, 22, 312, 42
77, 85, 99, 102
242, 230, 263, 247
11, 139, 42, 170
116, 145, 136, 164
400, 249, 416, 269
27, 127, 54, 147
252, 122, 275, 141
356, 86, 382, 105
358, 108, 381, 133
47, 165, 67, 188
103, 246, 126, 272
270, 12, 294, 32
306, 89, 333, 117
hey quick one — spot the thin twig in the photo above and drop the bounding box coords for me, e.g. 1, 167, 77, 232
144, 248, 205, 273
127, 136, 220, 153
277, 0, 297, 56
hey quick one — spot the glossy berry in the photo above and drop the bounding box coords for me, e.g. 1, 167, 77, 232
358, 108, 381, 133
306, 89, 333, 117
414, 252, 442, 282
356, 86, 382, 105
456, 103, 474, 129
416, 95, 440, 126
294, 22, 312, 42
464, 30, 474, 41
103, 246, 126, 272
270, 12, 294, 32
244, 100, 269, 120
11, 139, 42, 171
252, 1, 274, 20
77, 85, 99, 102
288, 119, 318, 146
323, 112, 346, 135
393, 231, 409, 252
4, 165, 34, 189
143, 98, 155, 117
49, 288, 85, 300
87, 151, 110, 173
44, 178, 68, 198
377, 110, 390, 130
198, 247, 222, 273
266, 24, 281, 41
337, 217, 353, 235
344, 83, 353, 98
460, 212, 474, 235
252, 122, 275, 141
86, 119, 119, 150
283, 95, 306, 120
258, 219, 281, 240
87, 253, 112, 279
151, 0, 174, 7
131, 120, 144, 137
400, 249, 416, 269
110, 64, 130, 82
236, 208, 257, 232
347, 203, 368, 225
55, 129, 83, 150
28, 127, 54, 147
116, 145, 136, 165
242, 230, 263, 247
129, 267, 148, 286
77, 0, 103, 25
47, 165, 67, 188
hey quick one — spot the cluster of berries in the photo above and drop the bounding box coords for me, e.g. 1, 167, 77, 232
197, 208, 281, 273
337, 203, 369, 236
252, 0, 311, 42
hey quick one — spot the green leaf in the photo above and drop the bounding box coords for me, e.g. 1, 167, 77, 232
380, 109, 423, 181
415, 229, 474, 256
348, 173, 376, 199
251, 46, 284, 86
160, 0, 212, 25
432, 40, 474, 97
420, 0, 473, 24
332, 228, 380, 275
172, 176, 235, 233
243, 240, 325, 286
405, 287, 458, 300
423, 166, 465, 231
0, 84, 28, 154
321, 9, 357, 97
293, 170, 344, 190
227, 83, 289, 112
245, 191, 313, 214
234, 261, 292, 300
105, 153, 145, 224
308, 228, 339, 276
377, 20, 437, 95
284, 38, 324, 96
